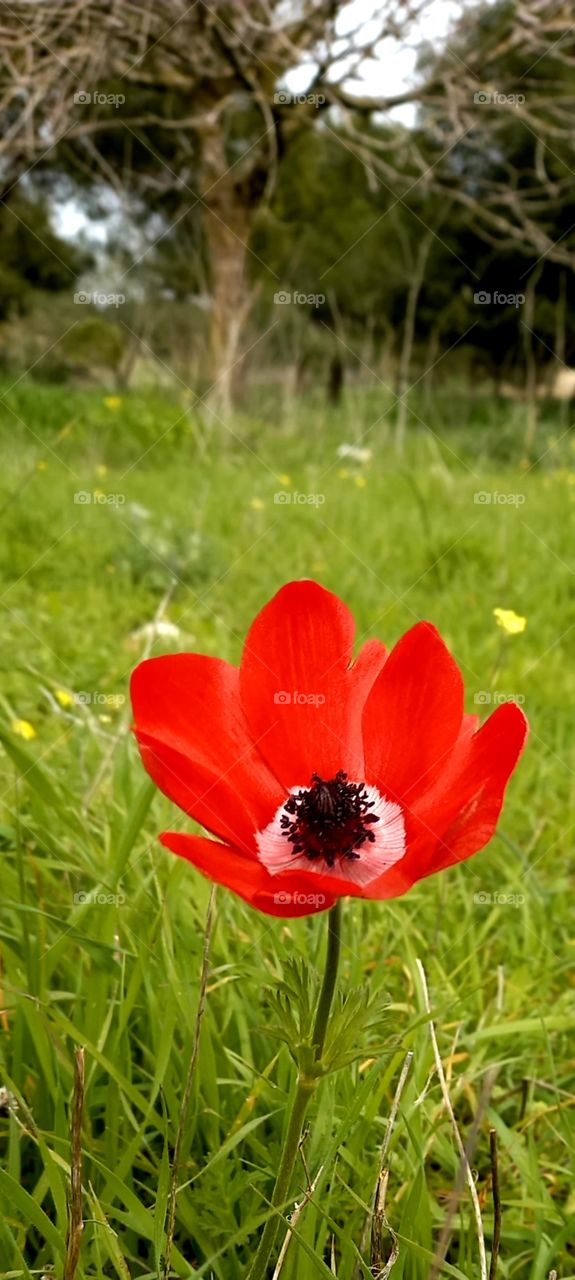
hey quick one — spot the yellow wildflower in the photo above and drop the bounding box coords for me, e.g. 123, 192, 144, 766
250, 498, 265, 510
12, 719, 36, 741
493, 607, 527, 636
55, 689, 74, 708
36, 460, 48, 472
95, 464, 108, 478
103, 396, 122, 410
354, 475, 367, 489
277, 473, 291, 487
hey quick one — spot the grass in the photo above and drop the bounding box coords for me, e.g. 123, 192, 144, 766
0, 380, 574, 1279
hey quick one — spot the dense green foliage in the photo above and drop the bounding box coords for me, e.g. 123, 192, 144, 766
0, 386, 573, 1278
0, 197, 89, 321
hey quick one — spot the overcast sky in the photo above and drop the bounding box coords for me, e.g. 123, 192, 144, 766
294, 0, 465, 125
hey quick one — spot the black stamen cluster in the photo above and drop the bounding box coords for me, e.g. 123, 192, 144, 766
279, 770, 380, 868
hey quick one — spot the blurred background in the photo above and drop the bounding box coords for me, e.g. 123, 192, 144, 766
0, 0, 573, 447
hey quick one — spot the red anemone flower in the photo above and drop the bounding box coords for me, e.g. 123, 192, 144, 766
130, 581, 528, 917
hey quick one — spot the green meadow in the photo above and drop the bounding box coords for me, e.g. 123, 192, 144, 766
0, 382, 574, 1279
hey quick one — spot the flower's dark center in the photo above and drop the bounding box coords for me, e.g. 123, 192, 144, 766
279, 770, 380, 868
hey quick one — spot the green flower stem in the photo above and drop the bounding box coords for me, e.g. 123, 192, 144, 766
246, 900, 343, 1280
246, 1073, 314, 1280
312, 898, 342, 1058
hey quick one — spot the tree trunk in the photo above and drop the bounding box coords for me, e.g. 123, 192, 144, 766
422, 321, 441, 418
327, 352, 344, 404
522, 261, 544, 452
326, 289, 346, 405
555, 268, 568, 429
201, 126, 256, 414
395, 231, 433, 453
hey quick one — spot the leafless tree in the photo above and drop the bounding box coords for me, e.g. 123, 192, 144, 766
1, 0, 574, 410
0, 0, 427, 406
335, 0, 575, 266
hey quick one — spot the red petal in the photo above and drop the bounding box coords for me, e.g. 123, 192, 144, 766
131, 655, 284, 851
239, 581, 386, 786
362, 622, 464, 802
352, 637, 389, 706
161, 831, 336, 917
367, 701, 528, 897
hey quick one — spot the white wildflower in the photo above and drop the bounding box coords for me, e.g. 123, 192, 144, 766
336, 443, 372, 464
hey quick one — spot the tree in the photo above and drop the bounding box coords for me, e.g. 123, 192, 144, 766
0, 0, 425, 407
2, 0, 574, 423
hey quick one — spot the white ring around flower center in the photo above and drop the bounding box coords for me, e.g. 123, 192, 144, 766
255, 782, 406, 887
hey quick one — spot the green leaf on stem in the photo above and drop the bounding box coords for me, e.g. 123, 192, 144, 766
261, 958, 395, 1075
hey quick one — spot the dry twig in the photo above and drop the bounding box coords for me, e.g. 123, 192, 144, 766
64, 1046, 85, 1280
